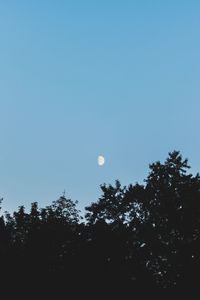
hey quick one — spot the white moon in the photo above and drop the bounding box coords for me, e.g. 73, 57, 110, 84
98, 155, 105, 166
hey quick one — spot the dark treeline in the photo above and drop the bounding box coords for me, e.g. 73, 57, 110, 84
0, 151, 200, 295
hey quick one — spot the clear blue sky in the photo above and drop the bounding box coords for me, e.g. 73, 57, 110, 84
0, 1, 200, 214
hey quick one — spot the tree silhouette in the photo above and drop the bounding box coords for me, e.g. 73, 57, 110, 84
140, 151, 200, 287
85, 151, 200, 290
0, 151, 200, 294
85, 180, 127, 224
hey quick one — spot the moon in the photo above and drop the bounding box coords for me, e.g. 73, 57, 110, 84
98, 155, 105, 166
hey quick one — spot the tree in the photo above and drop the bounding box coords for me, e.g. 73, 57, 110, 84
141, 151, 200, 287
85, 180, 127, 225
2, 151, 200, 292
85, 151, 200, 288
44, 195, 81, 224
85, 181, 154, 289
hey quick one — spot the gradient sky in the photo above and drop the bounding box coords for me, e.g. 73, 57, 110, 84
0, 1, 200, 214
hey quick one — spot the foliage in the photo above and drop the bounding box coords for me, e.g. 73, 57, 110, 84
0, 151, 200, 294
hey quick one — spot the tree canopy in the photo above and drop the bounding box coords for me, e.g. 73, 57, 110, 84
0, 151, 200, 295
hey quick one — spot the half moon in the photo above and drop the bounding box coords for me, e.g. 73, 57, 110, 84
98, 155, 105, 166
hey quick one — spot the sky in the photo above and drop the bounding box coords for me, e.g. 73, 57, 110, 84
0, 0, 200, 214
